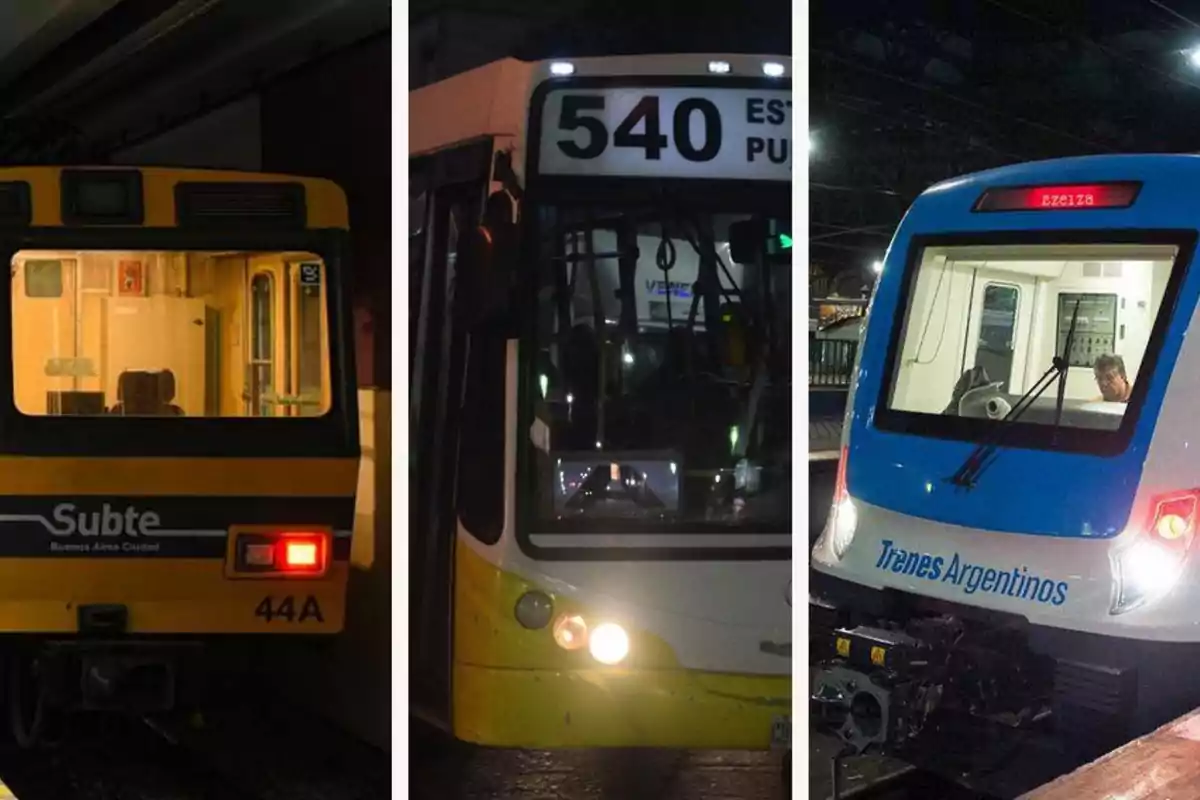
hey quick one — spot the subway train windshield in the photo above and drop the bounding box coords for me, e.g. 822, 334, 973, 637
12, 250, 330, 419
529, 207, 792, 531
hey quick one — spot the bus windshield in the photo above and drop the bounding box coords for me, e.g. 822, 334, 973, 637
528, 205, 792, 531
12, 250, 330, 418
878, 239, 1188, 452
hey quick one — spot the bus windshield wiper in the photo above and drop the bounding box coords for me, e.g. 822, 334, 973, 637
946, 300, 1082, 490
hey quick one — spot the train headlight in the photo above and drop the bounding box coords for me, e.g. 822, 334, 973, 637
514, 591, 554, 629
588, 623, 629, 665
1111, 540, 1186, 615
823, 447, 857, 560
1112, 490, 1200, 615
830, 498, 858, 560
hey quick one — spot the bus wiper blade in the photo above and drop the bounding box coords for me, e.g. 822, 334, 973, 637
947, 300, 1082, 490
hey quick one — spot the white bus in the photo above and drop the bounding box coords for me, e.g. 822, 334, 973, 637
410, 54, 792, 758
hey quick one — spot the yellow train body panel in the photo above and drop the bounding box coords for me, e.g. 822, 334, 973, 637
452, 543, 791, 748
2, 166, 349, 230
0, 560, 348, 634
0, 457, 358, 497
0, 457, 357, 634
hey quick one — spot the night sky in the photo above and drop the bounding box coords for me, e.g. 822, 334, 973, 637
812, 0, 1200, 277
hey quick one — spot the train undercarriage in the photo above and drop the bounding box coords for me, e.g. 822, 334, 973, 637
807, 576, 1200, 797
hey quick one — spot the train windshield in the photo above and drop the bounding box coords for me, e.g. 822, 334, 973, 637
528, 205, 792, 531
878, 239, 1188, 452
12, 250, 330, 418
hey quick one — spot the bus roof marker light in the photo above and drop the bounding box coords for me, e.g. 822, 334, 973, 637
708, 60, 731, 74
549, 61, 575, 76
763, 62, 785, 78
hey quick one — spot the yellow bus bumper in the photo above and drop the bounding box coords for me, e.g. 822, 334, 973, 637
453, 662, 790, 749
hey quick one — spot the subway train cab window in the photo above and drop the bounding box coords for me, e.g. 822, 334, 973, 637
11, 250, 332, 418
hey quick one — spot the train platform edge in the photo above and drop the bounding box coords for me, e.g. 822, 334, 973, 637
1021, 704, 1200, 799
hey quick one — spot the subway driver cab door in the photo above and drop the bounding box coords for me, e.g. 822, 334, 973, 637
244, 257, 330, 418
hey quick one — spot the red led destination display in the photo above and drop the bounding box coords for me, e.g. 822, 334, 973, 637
973, 182, 1142, 212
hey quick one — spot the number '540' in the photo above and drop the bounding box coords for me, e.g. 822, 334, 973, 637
557, 95, 722, 162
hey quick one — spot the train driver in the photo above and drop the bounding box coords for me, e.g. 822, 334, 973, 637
1093, 354, 1132, 403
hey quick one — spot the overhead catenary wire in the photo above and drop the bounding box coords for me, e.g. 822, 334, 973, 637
811, 48, 1120, 154
982, 0, 1200, 95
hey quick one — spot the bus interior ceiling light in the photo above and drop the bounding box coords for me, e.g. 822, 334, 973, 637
872, 260, 884, 274
550, 61, 575, 76
762, 62, 785, 78
708, 60, 731, 74
1189, 46, 1200, 68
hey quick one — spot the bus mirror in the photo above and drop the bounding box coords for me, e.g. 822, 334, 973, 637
458, 191, 518, 328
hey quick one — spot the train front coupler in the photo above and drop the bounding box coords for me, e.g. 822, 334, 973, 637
810, 624, 945, 755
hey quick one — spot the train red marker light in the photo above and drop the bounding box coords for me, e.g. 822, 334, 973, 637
278, 534, 325, 573
973, 182, 1141, 212
229, 529, 330, 578
283, 540, 319, 569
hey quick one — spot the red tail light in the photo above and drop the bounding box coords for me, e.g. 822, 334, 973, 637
281, 536, 322, 571
1148, 491, 1199, 547
229, 529, 329, 578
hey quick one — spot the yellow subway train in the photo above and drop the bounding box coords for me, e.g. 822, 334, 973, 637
0, 166, 359, 744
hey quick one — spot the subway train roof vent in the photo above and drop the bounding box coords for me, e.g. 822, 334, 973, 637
175, 182, 306, 229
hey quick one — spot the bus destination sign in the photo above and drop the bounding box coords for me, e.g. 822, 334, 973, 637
536, 86, 792, 182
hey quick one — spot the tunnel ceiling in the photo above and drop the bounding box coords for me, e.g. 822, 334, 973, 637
811, 0, 1200, 278
0, 0, 389, 163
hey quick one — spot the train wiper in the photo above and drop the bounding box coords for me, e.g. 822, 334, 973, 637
946, 300, 1082, 490
1051, 300, 1083, 445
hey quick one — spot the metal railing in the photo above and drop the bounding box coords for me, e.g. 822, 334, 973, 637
810, 337, 858, 388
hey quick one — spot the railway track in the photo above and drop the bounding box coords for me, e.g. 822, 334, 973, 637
829, 768, 993, 800
0, 697, 388, 800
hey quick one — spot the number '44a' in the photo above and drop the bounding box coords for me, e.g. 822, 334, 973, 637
256, 595, 324, 623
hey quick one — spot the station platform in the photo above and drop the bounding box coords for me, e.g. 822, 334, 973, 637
809, 418, 842, 460
1022, 706, 1200, 799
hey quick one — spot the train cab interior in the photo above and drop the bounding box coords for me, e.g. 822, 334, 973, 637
886, 242, 1180, 422
11, 250, 331, 419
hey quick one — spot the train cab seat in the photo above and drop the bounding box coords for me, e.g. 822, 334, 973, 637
108, 370, 184, 416
155, 369, 185, 416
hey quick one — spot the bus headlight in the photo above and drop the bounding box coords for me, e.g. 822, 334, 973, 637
515, 591, 554, 629
588, 623, 629, 665
553, 614, 588, 650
